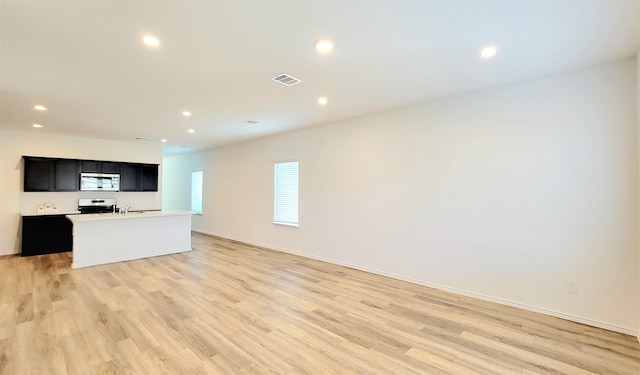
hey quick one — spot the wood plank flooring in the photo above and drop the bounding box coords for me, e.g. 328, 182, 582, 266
1, 232, 638, 374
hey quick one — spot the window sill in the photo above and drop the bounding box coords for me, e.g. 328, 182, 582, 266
273, 221, 298, 228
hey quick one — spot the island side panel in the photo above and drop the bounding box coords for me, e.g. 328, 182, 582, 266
71, 214, 192, 268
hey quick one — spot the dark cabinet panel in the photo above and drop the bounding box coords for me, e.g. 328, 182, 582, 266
24, 157, 54, 191
24, 156, 158, 192
120, 163, 140, 191
140, 164, 159, 191
21, 215, 73, 256
101, 162, 120, 173
80, 161, 100, 173
24, 157, 79, 192
55, 159, 79, 191
118, 163, 158, 192
81, 161, 120, 173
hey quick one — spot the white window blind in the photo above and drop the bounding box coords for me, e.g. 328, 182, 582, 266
274, 161, 298, 226
191, 171, 203, 214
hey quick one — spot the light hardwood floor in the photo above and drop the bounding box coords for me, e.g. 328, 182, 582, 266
1, 232, 638, 374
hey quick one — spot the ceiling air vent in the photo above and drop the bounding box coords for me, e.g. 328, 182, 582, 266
271, 73, 301, 86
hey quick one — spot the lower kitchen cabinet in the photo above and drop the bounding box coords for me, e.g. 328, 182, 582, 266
21, 215, 73, 256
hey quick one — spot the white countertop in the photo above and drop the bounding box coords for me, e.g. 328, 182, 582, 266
66, 210, 193, 222
70, 210, 192, 268
22, 211, 81, 217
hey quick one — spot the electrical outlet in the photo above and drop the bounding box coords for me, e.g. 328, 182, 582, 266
341, 242, 348, 252
567, 279, 579, 294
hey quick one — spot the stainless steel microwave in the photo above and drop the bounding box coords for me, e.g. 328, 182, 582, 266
80, 173, 120, 191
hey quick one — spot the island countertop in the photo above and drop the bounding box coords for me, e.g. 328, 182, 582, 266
68, 210, 193, 268
66, 210, 192, 222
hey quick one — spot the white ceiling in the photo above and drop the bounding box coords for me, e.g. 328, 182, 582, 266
1, 1, 638, 154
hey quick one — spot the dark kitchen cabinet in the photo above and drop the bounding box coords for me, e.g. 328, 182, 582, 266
24, 157, 78, 192
101, 162, 120, 173
21, 215, 73, 256
120, 163, 140, 191
80, 161, 100, 173
24, 156, 158, 192
81, 161, 120, 174
140, 164, 159, 191
120, 163, 159, 192
24, 157, 54, 191
54, 159, 79, 191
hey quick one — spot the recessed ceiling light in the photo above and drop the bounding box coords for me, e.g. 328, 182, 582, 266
244, 120, 259, 124
182, 111, 191, 117
318, 97, 328, 105
34, 105, 47, 111
480, 45, 497, 59
314, 39, 334, 53
188, 129, 195, 134
161, 139, 168, 143
143, 35, 160, 47
32, 123, 43, 128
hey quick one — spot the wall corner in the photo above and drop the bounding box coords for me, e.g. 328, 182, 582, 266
636, 49, 640, 344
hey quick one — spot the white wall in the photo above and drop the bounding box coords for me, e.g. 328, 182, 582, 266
0, 129, 162, 255
163, 153, 199, 211
164, 58, 639, 334
162, 152, 207, 229
637, 51, 640, 342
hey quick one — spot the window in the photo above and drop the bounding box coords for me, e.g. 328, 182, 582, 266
191, 171, 203, 214
274, 161, 298, 226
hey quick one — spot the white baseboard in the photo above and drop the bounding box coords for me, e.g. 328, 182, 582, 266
194, 230, 638, 337
0, 249, 19, 256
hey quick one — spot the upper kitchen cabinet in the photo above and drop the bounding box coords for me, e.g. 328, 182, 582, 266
24, 157, 79, 192
120, 163, 140, 191
140, 164, 159, 191
23, 156, 158, 192
120, 163, 159, 192
24, 157, 55, 191
81, 161, 120, 174
54, 159, 79, 191
102, 162, 120, 174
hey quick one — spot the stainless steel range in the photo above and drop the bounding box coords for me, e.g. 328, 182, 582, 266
78, 198, 117, 214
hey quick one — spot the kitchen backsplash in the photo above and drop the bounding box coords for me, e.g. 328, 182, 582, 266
20, 191, 161, 215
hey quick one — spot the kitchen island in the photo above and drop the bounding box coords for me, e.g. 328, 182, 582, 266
66, 210, 192, 268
